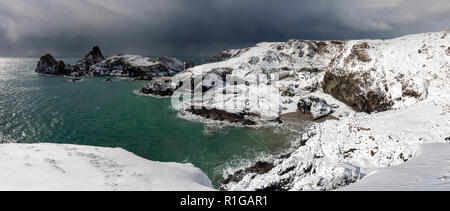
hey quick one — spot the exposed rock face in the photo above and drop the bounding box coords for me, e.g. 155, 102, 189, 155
184, 60, 195, 70
186, 107, 257, 125
140, 77, 174, 96
297, 96, 334, 120
323, 69, 394, 113
35, 54, 68, 75
74, 46, 105, 75
90, 54, 187, 80
221, 161, 275, 188
208, 48, 250, 62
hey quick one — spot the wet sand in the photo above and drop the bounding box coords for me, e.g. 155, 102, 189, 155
280, 111, 339, 124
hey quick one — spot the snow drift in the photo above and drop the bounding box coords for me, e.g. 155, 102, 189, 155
0, 144, 213, 191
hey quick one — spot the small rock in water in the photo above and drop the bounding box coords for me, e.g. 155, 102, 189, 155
104, 79, 113, 82
140, 78, 174, 96
69, 78, 82, 83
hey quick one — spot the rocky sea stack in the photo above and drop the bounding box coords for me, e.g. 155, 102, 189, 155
35, 54, 69, 75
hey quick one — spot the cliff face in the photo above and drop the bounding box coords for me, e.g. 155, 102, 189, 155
322, 32, 449, 113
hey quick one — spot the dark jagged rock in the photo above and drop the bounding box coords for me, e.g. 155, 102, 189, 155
323, 69, 394, 113
157, 56, 185, 76
186, 107, 257, 125
221, 161, 275, 187
75, 46, 105, 75
140, 78, 174, 96
35, 54, 68, 75
208, 48, 250, 62
297, 97, 314, 113
184, 60, 195, 69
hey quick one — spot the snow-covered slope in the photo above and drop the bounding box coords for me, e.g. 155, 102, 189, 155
341, 143, 450, 191
222, 94, 449, 190
0, 144, 213, 191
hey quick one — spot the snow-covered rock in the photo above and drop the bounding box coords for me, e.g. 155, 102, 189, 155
73, 46, 105, 76
89, 55, 185, 79
140, 77, 175, 96
322, 33, 449, 112
297, 96, 334, 120
0, 144, 213, 191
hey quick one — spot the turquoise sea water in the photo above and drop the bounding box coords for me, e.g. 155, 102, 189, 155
0, 57, 297, 187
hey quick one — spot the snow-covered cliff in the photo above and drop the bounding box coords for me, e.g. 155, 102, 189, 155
165, 30, 449, 190
171, 30, 449, 121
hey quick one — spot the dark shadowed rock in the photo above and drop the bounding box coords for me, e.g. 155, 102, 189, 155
75, 46, 105, 75
157, 56, 185, 75
184, 60, 195, 70
221, 161, 275, 186
323, 69, 393, 113
208, 48, 250, 62
140, 78, 174, 96
36, 47, 104, 76
35, 54, 68, 75
186, 107, 257, 125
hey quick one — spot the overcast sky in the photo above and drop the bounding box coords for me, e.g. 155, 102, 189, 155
0, 0, 449, 57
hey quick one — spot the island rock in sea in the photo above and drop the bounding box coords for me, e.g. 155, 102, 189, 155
140, 77, 175, 96
35, 47, 192, 80
0, 144, 213, 191
35, 54, 69, 75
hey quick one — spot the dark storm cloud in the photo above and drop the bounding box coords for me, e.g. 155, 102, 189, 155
0, 0, 449, 57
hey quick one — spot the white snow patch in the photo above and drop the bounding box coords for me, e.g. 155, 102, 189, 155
0, 143, 213, 191
341, 143, 450, 191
